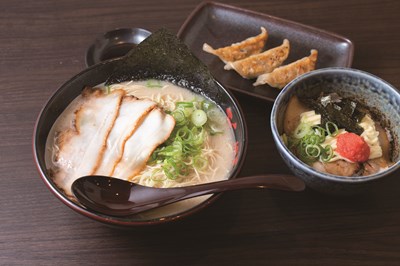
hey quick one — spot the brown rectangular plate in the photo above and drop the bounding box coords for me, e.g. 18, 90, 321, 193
178, 1, 354, 102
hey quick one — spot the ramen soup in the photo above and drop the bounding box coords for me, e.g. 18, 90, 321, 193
45, 80, 236, 212
282, 92, 394, 177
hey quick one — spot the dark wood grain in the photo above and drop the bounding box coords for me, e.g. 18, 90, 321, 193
1, 0, 400, 265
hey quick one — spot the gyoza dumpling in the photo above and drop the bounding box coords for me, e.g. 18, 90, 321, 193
224, 39, 290, 79
254, 49, 318, 89
203, 27, 268, 63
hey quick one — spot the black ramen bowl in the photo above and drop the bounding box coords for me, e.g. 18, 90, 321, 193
271, 67, 400, 195
33, 55, 247, 227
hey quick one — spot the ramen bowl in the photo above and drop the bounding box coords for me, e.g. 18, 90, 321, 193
271, 67, 400, 195
33, 31, 247, 227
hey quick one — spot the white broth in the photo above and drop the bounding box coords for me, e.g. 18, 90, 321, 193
45, 80, 236, 219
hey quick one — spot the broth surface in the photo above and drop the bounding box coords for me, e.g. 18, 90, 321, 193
45, 80, 236, 219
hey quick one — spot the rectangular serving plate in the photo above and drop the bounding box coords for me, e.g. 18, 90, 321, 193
178, 1, 354, 102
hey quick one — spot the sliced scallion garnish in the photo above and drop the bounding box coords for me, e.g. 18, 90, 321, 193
286, 120, 339, 163
150, 98, 225, 180
191, 109, 207, 127
146, 79, 163, 88
326, 121, 339, 136
321, 145, 334, 162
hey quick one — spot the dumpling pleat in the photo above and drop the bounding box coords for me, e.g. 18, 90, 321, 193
253, 49, 318, 88
203, 27, 268, 63
224, 39, 290, 79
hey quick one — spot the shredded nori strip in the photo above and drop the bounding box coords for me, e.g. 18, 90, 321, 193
299, 93, 366, 135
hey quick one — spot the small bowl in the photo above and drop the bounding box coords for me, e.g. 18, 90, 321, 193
271, 67, 400, 195
85, 28, 152, 67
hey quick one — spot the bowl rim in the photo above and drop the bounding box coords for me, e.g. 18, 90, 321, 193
32, 58, 248, 227
271, 67, 400, 183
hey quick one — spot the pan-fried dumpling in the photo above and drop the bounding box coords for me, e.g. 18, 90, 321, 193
202, 27, 268, 63
224, 39, 290, 79
253, 49, 318, 89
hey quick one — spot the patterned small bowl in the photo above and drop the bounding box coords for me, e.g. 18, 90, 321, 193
271, 67, 400, 195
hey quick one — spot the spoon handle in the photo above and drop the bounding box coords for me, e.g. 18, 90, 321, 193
167, 174, 304, 201
73, 174, 305, 216
128, 174, 305, 214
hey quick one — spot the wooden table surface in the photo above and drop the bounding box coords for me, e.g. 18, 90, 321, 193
1, 0, 400, 265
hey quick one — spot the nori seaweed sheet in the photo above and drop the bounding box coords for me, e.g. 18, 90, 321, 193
297, 91, 366, 135
105, 28, 221, 99
301, 96, 365, 135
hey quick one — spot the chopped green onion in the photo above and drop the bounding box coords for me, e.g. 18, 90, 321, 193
325, 121, 339, 136
208, 123, 224, 135
286, 119, 339, 164
150, 98, 226, 180
181, 106, 193, 118
201, 101, 214, 111
293, 123, 312, 139
157, 141, 182, 158
190, 127, 205, 146
146, 79, 163, 88
207, 109, 225, 124
321, 145, 334, 162
162, 158, 179, 180
172, 109, 186, 125
305, 144, 321, 158
191, 109, 207, 127
193, 155, 208, 170
313, 126, 326, 137
176, 102, 194, 108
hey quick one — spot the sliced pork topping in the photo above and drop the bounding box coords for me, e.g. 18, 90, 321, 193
112, 108, 176, 180
54, 88, 125, 196
53, 88, 175, 196
95, 96, 157, 176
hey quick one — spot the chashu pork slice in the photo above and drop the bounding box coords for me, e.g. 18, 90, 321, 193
95, 96, 157, 176
112, 108, 175, 180
54, 88, 125, 196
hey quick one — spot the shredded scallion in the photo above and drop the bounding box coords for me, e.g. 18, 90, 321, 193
326, 121, 339, 136
150, 99, 225, 180
285, 120, 339, 164
146, 79, 163, 88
